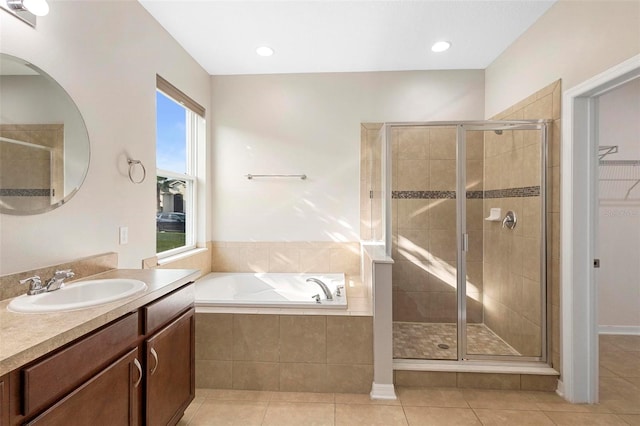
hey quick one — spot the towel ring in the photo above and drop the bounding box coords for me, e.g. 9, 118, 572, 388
127, 159, 146, 184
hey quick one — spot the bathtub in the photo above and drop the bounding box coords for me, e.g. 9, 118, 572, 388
195, 272, 347, 309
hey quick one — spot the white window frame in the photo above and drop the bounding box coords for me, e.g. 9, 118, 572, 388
155, 77, 205, 259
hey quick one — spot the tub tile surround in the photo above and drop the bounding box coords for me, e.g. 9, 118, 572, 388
0, 252, 118, 301
196, 313, 373, 393
210, 241, 361, 276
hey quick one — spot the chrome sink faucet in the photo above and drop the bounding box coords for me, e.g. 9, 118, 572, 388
306, 277, 333, 301
45, 269, 75, 292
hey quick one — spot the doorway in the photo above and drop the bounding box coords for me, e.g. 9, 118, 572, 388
562, 54, 640, 403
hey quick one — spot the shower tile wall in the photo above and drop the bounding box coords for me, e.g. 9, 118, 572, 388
391, 127, 484, 324
481, 129, 543, 357
488, 80, 561, 365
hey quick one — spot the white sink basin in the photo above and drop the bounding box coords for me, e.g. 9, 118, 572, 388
8, 279, 148, 313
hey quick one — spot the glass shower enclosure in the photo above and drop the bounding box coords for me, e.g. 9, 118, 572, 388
363, 120, 549, 363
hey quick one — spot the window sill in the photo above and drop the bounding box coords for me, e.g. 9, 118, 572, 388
157, 246, 209, 266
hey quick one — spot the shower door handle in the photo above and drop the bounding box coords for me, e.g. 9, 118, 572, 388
462, 233, 469, 252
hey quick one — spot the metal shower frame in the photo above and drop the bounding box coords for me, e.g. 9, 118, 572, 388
382, 119, 551, 364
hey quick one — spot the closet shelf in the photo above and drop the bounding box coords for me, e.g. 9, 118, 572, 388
599, 160, 640, 201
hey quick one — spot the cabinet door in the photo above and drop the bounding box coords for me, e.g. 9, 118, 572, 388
26, 348, 142, 426
145, 308, 195, 426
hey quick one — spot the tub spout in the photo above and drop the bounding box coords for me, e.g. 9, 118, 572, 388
306, 278, 333, 301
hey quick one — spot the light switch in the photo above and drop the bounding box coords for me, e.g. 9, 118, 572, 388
119, 226, 128, 245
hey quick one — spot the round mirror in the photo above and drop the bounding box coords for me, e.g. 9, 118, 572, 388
0, 53, 90, 215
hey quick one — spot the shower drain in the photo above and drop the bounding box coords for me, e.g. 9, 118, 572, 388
437, 343, 450, 350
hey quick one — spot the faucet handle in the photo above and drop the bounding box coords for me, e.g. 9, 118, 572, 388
336, 285, 345, 297
19, 276, 44, 295
311, 294, 321, 303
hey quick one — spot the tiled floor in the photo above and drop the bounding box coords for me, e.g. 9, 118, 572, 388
181, 335, 640, 425
393, 322, 519, 359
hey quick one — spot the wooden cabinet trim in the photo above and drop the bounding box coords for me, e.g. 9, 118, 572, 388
143, 283, 194, 335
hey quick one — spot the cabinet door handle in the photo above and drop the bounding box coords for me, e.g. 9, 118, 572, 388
150, 347, 159, 375
133, 358, 143, 388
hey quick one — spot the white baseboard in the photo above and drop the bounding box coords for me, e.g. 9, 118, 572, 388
556, 379, 565, 398
598, 325, 640, 335
370, 383, 397, 400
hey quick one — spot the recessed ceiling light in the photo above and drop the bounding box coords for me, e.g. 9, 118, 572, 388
256, 46, 274, 57
431, 41, 451, 53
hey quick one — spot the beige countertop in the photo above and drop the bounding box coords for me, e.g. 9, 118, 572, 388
0, 268, 200, 376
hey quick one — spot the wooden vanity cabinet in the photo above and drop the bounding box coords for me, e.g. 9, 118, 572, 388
7, 282, 195, 426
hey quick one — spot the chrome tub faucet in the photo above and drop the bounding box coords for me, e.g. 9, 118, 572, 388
306, 277, 333, 301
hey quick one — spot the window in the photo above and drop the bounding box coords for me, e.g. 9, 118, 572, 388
155, 76, 205, 256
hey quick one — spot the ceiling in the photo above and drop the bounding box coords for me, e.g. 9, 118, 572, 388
138, 0, 556, 76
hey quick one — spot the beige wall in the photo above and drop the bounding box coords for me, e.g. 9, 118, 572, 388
211, 71, 484, 243
485, 0, 640, 118
0, 1, 211, 275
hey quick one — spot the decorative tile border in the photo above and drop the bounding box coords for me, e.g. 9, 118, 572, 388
392, 186, 540, 200
484, 186, 540, 199
393, 191, 455, 199
0, 189, 51, 196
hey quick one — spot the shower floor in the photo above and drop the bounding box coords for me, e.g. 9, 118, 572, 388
393, 322, 520, 359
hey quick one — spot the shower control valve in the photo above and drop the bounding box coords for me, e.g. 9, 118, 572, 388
502, 210, 517, 230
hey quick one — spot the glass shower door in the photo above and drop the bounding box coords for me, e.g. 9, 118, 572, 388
390, 120, 548, 363
392, 125, 459, 361
463, 124, 547, 360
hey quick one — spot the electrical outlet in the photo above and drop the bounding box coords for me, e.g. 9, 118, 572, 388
119, 226, 128, 245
